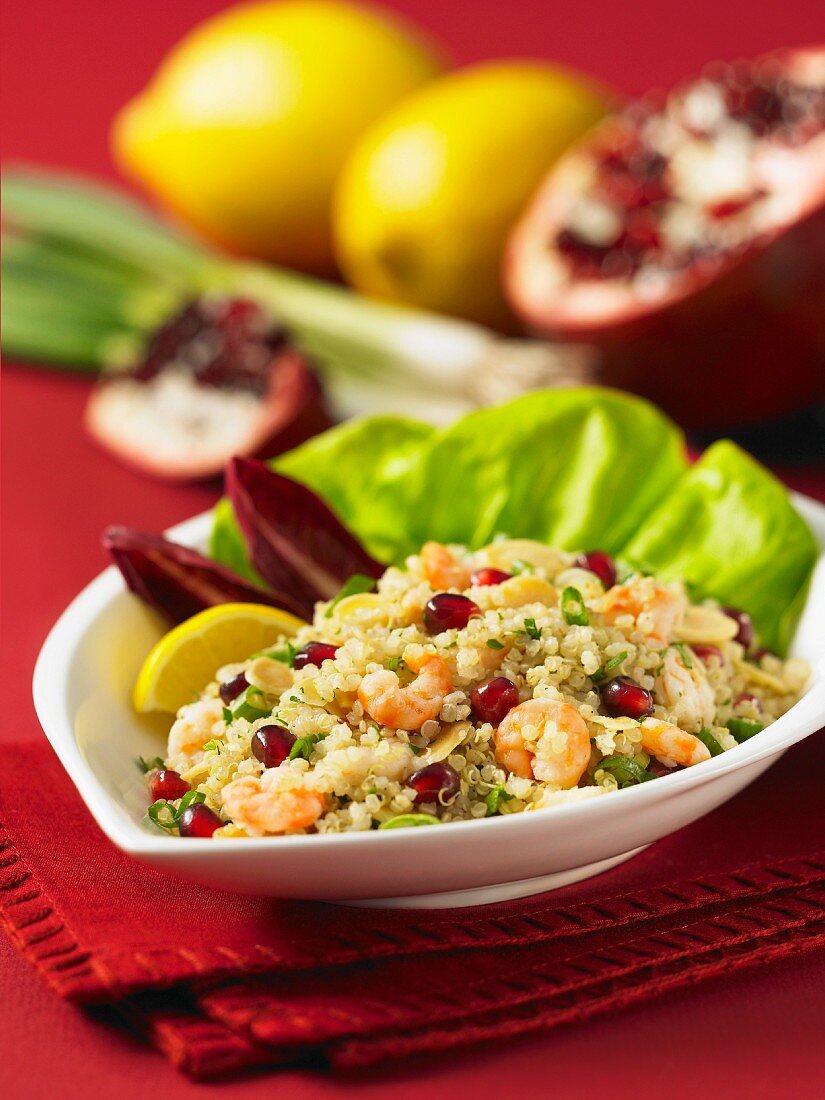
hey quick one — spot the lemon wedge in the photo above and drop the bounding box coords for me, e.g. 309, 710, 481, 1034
133, 603, 306, 714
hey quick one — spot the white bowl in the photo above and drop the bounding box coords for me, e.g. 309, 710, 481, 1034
33, 498, 825, 908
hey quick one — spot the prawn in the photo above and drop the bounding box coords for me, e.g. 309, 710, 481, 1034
167, 698, 224, 759
358, 651, 452, 731
655, 646, 716, 730
601, 577, 686, 645
420, 541, 471, 589
221, 772, 325, 835
639, 718, 711, 768
495, 698, 592, 790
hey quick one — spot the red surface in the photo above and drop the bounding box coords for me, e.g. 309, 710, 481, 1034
2, 0, 825, 1096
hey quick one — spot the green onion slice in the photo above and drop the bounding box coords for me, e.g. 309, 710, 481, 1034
562, 586, 589, 626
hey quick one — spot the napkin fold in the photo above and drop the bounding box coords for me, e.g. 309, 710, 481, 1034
2, 736, 823, 1078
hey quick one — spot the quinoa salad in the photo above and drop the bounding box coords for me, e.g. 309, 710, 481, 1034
144, 539, 809, 838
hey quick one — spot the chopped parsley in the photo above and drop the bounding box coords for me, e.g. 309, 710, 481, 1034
591, 650, 629, 683
485, 785, 515, 816
486, 638, 505, 650
147, 790, 206, 831
598, 755, 656, 788
136, 755, 164, 774
387, 656, 409, 673
523, 617, 541, 640
671, 642, 693, 669
202, 739, 222, 754
561, 586, 589, 626
265, 640, 298, 667
726, 717, 764, 743
324, 573, 376, 617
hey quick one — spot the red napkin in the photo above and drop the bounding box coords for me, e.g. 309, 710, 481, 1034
2, 735, 823, 1079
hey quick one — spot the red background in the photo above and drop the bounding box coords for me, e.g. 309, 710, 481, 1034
2, 1, 824, 1096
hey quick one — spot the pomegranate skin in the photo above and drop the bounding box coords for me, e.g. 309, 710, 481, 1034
505, 48, 825, 430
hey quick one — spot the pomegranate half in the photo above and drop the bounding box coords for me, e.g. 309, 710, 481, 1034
505, 48, 825, 429
85, 297, 327, 480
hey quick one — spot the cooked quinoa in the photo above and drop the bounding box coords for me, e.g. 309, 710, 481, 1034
150, 538, 809, 837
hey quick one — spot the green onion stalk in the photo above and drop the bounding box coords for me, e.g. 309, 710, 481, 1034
2, 168, 592, 421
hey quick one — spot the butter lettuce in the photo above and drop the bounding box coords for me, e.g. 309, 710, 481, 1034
623, 440, 817, 654
210, 388, 817, 654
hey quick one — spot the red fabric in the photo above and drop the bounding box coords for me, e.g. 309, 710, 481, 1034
2, 734, 823, 1078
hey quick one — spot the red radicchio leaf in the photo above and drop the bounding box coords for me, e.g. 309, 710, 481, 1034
102, 526, 306, 623
226, 456, 384, 618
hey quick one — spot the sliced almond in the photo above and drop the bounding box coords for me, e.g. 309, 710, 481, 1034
497, 574, 556, 608
332, 592, 385, 621
479, 539, 569, 575
422, 721, 472, 763
734, 658, 787, 694
588, 713, 641, 732
675, 605, 739, 644
555, 567, 605, 601
245, 655, 293, 695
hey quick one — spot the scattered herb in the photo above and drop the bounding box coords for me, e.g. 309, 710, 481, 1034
523, 617, 541, 640
598, 755, 656, 787
136, 755, 164, 774
486, 638, 505, 650
324, 573, 376, 617
726, 717, 764, 743
592, 650, 630, 683
672, 642, 693, 669
289, 733, 325, 761
510, 559, 534, 575
147, 790, 206, 831
202, 739, 221, 754
378, 813, 440, 829
485, 785, 515, 816
222, 707, 233, 724
695, 727, 724, 757
387, 656, 408, 673
562, 586, 589, 626
266, 640, 299, 667
409, 744, 424, 756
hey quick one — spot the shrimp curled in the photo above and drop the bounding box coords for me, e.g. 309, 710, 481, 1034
495, 698, 592, 790
420, 542, 471, 590
167, 698, 224, 759
655, 646, 716, 731
358, 651, 452, 731
601, 578, 686, 645
221, 773, 325, 835
639, 718, 711, 768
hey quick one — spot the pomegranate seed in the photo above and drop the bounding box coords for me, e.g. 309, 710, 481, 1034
575, 550, 617, 589
293, 642, 340, 670
408, 762, 460, 806
470, 567, 511, 586
722, 607, 755, 650
471, 677, 520, 725
251, 724, 295, 768
693, 644, 723, 664
219, 672, 248, 705
601, 676, 654, 719
423, 593, 481, 634
178, 803, 222, 838
149, 770, 189, 802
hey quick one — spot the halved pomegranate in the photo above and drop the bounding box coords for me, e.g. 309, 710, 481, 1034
505, 48, 825, 429
85, 297, 327, 480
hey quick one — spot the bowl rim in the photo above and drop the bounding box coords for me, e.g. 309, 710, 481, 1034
32, 494, 825, 857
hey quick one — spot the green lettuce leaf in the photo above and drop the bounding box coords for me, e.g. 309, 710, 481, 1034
623, 440, 817, 654
210, 389, 816, 653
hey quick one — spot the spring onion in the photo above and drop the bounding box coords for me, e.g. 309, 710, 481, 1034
598, 755, 656, 787
695, 727, 724, 757
726, 717, 764, 742
2, 168, 590, 415
561, 586, 589, 626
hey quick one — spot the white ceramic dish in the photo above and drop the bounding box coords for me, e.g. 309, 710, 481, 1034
33, 497, 825, 908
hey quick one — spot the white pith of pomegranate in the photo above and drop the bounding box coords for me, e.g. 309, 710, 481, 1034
85, 298, 322, 480
505, 48, 825, 427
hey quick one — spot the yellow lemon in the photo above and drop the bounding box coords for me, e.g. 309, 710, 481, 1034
133, 603, 305, 714
113, 0, 444, 274
334, 61, 612, 328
